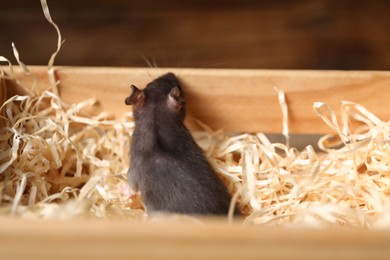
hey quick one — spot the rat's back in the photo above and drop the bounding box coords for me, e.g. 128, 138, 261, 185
125, 72, 234, 216
139, 132, 232, 215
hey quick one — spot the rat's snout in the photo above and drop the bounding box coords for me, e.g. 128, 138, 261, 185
160, 72, 177, 81
157, 72, 180, 87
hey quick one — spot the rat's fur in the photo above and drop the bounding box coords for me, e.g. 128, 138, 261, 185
125, 73, 233, 216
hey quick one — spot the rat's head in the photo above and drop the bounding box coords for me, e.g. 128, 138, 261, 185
125, 72, 186, 121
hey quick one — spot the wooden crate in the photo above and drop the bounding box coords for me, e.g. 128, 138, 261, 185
1, 66, 390, 259
5, 67, 390, 134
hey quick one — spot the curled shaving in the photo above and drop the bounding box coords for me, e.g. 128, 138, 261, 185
0, 83, 139, 219
40, 0, 65, 96
196, 99, 389, 228
12, 43, 30, 74
275, 87, 289, 148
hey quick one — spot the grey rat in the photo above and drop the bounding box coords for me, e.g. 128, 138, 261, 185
125, 72, 235, 216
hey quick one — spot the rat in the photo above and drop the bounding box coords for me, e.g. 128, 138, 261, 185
124, 72, 235, 216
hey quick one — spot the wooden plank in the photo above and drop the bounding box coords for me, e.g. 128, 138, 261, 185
6, 66, 390, 134
2, 1, 390, 70
0, 217, 390, 260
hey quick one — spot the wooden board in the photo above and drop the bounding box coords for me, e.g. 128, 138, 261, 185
2, 67, 390, 259
2, 1, 390, 71
7, 66, 390, 134
0, 217, 390, 260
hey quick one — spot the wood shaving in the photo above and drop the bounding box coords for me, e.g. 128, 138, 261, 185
0, 69, 390, 227
1, 0, 390, 228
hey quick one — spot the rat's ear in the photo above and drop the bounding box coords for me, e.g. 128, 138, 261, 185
168, 87, 185, 111
125, 85, 145, 106
169, 86, 181, 99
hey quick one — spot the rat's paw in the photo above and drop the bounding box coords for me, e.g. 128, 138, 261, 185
118, 182, 139, 199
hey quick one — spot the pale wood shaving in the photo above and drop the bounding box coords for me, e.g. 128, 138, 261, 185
1, 1, 389, 226
3, 70, 390, 228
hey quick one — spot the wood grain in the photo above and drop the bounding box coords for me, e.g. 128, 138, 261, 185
7, 66, 390, 134
0, 217, 390, 259
1, 0, 390, 70
2, 68, 390, 259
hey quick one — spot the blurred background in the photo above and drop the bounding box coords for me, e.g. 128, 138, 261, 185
1, 0, 390, 70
